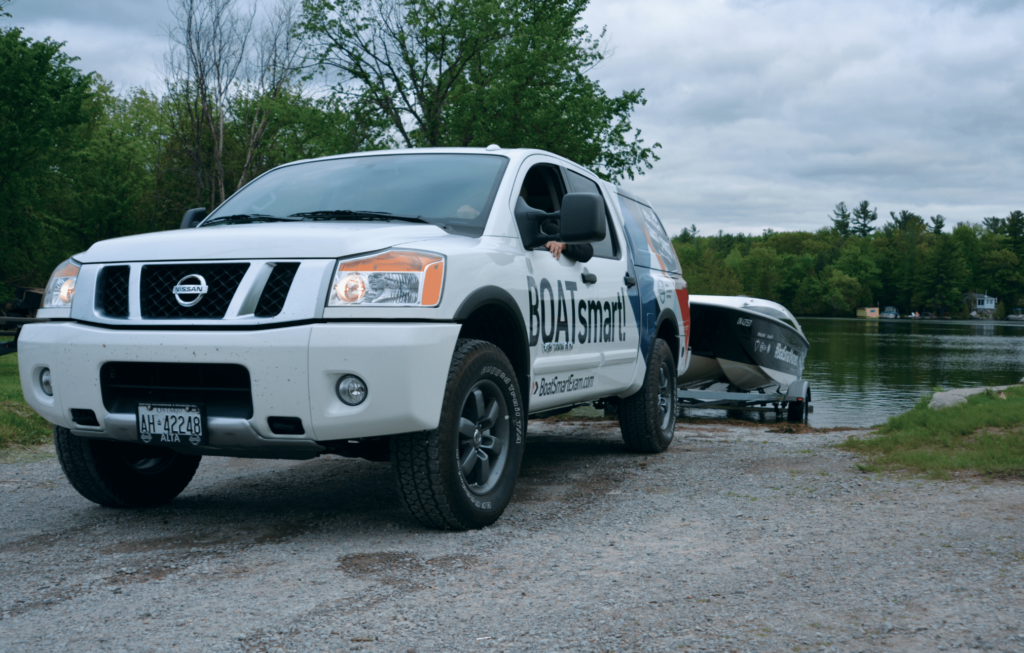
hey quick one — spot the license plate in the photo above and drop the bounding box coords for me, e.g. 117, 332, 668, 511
137, 403, 206, 446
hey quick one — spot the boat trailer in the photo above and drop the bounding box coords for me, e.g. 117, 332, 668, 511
677, 379, 812, 422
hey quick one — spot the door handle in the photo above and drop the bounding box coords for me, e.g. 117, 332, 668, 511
581, 272, 597, 285
623, 273, 637, 287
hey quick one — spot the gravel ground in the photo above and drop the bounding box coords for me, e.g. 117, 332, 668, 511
1, 419, 1023, 653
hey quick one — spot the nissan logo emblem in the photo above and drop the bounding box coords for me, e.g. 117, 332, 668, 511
172, 274, 209, 307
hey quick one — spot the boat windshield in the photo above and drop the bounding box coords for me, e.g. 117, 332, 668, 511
744, 304, 803, 334
204, 153, 509, 237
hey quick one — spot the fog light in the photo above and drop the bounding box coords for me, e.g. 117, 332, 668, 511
336, 375, 367, 406
40, 368, 53, 396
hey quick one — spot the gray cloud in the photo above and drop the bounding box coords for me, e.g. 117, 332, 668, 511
8, 0, 172, 90
6, 0, 1024, 236
587, 0, 1024, 235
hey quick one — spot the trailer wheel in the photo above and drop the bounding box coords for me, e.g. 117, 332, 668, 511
391, 339, 525, 530
54, 426, 201, 508
786, 385, 810, 422
619, 338, 676, 453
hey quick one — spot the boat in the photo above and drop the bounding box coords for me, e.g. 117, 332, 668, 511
880, 306, 899, 319
1008, 308, 1024, 322
679, 295, 811, 392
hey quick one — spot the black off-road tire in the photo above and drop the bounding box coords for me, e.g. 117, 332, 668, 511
391, 339, 526, 530
619, 338, 677, 453
54, 426, 202, 508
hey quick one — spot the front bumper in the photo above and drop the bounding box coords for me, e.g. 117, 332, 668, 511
18, 321, 461, 459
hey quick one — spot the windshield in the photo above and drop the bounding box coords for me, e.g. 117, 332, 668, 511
745, 304, 803, 335
205, 153, 509, 236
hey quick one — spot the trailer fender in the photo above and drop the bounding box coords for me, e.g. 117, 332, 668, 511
785, 380, 810, 405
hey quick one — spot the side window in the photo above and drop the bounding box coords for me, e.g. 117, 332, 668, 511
564, 169, 618, 259
520, 165, 564, 213
617, 195, 681, 275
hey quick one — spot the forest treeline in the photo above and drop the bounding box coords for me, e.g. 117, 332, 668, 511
0, 0, 658, 301
672, 202, 1024, 318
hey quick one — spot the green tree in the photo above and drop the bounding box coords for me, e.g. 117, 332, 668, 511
739, 245, 782, 301
982, 216, 1004, 234
914, 234, 968, 315
297, 0, 659, 181
850, 200, 877, 237
775, 253, 815, 308
830, 201, 851, 238
889, 209, 924, 232
0, 26, 92, 293
877, 210, 927, 312
1004, 210, 1024, 261
833, 239, 881, 306
977, 247, 1024, 311
673, 242, 742, 296
951, 221, 982, 291
793, 267, 862, 316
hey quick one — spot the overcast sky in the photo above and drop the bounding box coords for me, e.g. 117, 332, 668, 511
7, 0, 1024, 237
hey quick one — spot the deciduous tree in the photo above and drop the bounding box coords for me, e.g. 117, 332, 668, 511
297, 0, 659, 181
0, 26, 92, 294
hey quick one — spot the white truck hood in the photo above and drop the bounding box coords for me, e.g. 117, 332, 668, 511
76, 221, 452, 263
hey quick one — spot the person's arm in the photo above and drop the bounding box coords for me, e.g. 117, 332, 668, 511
564, 243, 593, 263
544, 241, 593, 262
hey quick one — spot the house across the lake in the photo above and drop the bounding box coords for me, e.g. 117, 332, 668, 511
963, 292, 997, 316
857, 307, 879, 319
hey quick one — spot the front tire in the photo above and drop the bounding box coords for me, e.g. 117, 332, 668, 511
391, 339, 526, 530
619, 338, 677, 453
54, 426, 201, 508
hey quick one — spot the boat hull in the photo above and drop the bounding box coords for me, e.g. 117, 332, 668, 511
679, 302, 809, 391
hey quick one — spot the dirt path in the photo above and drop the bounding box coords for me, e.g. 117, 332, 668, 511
1, 420, 1022, 652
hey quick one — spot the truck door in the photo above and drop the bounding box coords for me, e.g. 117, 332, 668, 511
515, 160, 639, 411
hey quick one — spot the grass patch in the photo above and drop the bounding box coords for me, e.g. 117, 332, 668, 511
0, 342, 52, 449
840, 385, 1024, 478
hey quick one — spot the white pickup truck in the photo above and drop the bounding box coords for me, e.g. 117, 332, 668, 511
19, 147, 690, 530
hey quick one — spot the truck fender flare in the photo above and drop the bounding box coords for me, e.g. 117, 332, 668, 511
654, 308, 681, 362
452, 285, 530, 379
453, 286, 526, 335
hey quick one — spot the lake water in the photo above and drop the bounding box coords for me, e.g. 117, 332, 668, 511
797, 318, 1024, 427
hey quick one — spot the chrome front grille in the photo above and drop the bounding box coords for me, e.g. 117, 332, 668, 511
141, 263, 250, 318
254, 263, 300, 318
97, 265, 130, 317
74, 259, 331, 326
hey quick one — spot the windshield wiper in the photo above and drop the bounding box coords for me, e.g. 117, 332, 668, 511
200, 213, 299, 226
288, 210, 433, 225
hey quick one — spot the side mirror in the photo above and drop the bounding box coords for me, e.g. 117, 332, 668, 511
513, 193, 606, 248
513, 197, 557, 248
180, 207, 207, 229
559, 193, 606, 243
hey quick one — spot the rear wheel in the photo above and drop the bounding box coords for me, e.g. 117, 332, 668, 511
619, 338, 677, 453
391, 339, 526, 530
54, 426, 201, 508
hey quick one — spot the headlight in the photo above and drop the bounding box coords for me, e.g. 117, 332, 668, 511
43, 259, 81, 309
328, 250, 445, 307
